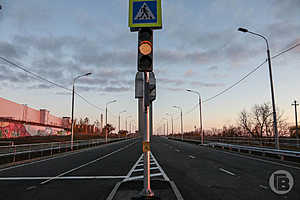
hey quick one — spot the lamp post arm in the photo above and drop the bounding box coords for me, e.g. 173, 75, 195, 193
248, 31, 269, 50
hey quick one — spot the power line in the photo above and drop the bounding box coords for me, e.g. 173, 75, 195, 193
0, 56, 105, 112
180, 42, 300, 116
203, 60, 267, 103
203, 42, 300, 103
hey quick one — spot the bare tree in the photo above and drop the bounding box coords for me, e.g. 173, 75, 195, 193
239, 102, 289, 138
239, 110, 255, 137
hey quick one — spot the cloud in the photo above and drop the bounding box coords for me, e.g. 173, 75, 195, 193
158, 78, 184, 86
27, 84, 53, 90
208, 66, 218, 71
161, 87, 184, 92
190, 81, 224, 88
0, 41, 26, 59
184, 69, 196, 77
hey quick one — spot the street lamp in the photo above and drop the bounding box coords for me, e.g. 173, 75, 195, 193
166, 113, 174, 135
105, 100, 117, 143
238, 27, 279, 149
173, 106, 183, 141
186, 89, 203, 145
71, 72, 92, 150
162, 117, 168, 136
118, 110, 126, 133
126, 115, 132, 134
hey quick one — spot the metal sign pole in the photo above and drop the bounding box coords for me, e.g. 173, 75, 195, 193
142, 71, 153, 197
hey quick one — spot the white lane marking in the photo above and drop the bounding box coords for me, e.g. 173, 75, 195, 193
125, 173, 163, 181
133, 167, 159, 172
189, 155, 196, 159
175, 149, 180, 152
125, 154, 143, 178
0, 176, 127, 180
219, 168, 236, 176
150, 152, 170, 181
0, 138, 137, 173
259, 185, 268, 190
40, 141, 137, 185
26, 186, 37, 190
210, 148, 300, 170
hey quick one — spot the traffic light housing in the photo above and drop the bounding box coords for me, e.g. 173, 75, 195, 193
138, 28, 153, 72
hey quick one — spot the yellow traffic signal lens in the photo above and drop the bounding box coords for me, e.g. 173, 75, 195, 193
139, 41, 152, 55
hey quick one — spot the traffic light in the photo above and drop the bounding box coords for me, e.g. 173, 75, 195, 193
138, 28, 153, 72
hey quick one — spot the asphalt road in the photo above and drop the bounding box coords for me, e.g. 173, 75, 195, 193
0, 138, 141, 200
0, 136, 299, 200
151, 136, 300, 200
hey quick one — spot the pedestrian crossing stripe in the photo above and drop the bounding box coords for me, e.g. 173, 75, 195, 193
134, 2, 156, 20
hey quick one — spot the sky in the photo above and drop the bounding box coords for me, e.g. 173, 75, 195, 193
0, 0, 299, 134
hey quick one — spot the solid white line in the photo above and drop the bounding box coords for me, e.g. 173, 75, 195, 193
124, 173, 163, 181
210, 148, 300, 170
0, 138, 136, 173
125, 154, 143, 178
175, 149, 180, 152
133, 166, 159, 172
40, 141, 136, 185
219, 168, 236, 176
0, 176, 127, 180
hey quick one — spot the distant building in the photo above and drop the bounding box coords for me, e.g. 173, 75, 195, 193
0, 97, 71, 138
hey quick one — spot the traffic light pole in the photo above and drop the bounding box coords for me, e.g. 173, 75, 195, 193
142, 71, 154, 197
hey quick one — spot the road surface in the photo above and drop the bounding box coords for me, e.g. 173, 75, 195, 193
0, 136, 299, 200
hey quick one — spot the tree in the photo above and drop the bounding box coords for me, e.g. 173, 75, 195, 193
238, 102, 289, 138
102, 124, 115, 135
84, 117, 89, 125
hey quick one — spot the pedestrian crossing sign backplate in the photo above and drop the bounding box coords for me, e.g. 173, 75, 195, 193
129, 0, 162, 29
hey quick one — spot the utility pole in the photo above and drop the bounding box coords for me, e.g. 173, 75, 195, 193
292, 100, 299, 147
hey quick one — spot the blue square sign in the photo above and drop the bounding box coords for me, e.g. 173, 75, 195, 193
129, 0, 162, 29
132, 1, 157, 24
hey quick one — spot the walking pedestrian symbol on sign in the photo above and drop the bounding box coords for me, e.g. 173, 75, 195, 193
135, 3, 155, 20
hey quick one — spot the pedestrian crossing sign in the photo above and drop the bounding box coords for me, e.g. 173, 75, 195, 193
143, 141, 151, 152
129, 0, 162, 29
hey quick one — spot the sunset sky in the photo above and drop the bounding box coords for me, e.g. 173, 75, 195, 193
0, 0, 299, 134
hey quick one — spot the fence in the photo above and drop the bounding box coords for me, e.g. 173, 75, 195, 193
0, 136, 136, 165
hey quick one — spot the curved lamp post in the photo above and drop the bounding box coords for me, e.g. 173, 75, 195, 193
238, 27, 279, 149
173, 106, 183, 141
105, 100, 117, 142
118, 110, 126, 133
71, 72, 92, 150
186, 89, 203, 144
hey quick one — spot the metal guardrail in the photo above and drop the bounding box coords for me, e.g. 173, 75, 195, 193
0, 137, 135, 163
168, 136, 300, 161
208, 142, 300, 159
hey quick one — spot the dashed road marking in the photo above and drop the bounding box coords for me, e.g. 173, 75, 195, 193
40, 141, 137, 185
26, 186, 37, 191
259, 185, 268, 189
175, 149, 180, 152
189, 155, 196, 159
219, 168, 236, 176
